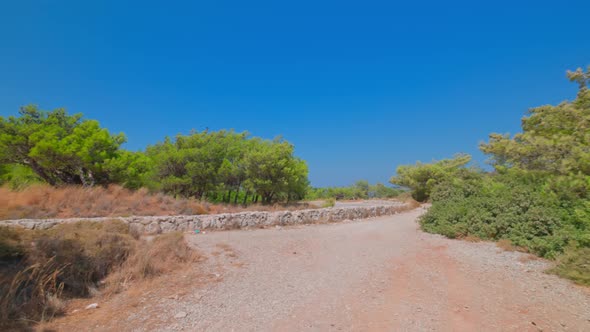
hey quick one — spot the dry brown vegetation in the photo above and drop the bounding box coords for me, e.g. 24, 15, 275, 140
496, 239, 528, 253
0, 185, 314, 220
0, 220, 200, 330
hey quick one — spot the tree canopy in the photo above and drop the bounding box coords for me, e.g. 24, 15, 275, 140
481, 68, 590, 177
389, 154, 472, 202
409, 67, 590, 285
146, 130, 309, 203
0, 107, 309, 204
0, 105, 125, 186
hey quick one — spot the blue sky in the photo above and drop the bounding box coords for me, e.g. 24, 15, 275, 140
1, 1, 589, 186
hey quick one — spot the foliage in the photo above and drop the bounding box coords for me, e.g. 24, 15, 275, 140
0, 107, 311, 205
306, 180, 403, 201
412, 67, 590, 285
389, 154, 472, 202
103, 150, 153, 190
0, 105, 126, 186
146, 131, 309, 204
0, 164, 42, 190
421, 169, 585, 258
480, 69, 590, 177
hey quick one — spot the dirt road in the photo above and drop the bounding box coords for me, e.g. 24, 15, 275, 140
48, 208, 590, 331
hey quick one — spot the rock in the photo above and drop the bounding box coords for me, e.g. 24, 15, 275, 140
85, 303, 99, 310
174, 311, 187, 319
0, 203, 410, 234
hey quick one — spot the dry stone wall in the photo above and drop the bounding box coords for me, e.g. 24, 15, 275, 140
0, 203, 411, 234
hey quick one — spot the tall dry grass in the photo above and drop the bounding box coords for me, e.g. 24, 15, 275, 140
0, 221, 200, 330
0, 185, 316, 220
0, 185, 210, 220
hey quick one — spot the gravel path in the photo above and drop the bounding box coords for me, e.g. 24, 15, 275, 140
47, 207, 590, 331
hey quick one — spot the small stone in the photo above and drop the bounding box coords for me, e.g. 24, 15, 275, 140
85, 303, 99, 310
174, 311, 187, 319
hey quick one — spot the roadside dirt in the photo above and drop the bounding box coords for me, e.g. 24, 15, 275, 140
44, 208, 590, 331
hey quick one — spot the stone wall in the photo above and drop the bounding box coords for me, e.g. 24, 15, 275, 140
0, 203, 412, 234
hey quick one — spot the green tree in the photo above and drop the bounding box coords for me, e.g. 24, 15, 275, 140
0, 164, 42, 190
418, 67, 590, 285
353, 180, 370, 199
244, 138, 309, 204
0, 106, 126, 186
103, 150, 153, 190
481, 67, 590, 177
147, 131, 309, 204
389, 154, 472, 202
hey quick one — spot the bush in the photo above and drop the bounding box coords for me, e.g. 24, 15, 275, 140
420, 171, 585, 258
390, 154, 472, 202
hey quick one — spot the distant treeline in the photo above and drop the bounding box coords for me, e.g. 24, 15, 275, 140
0, 106, 308, 204
306, 180, 404, 200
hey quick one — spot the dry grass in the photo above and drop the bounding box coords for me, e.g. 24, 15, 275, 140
104, 232, 201, 295
393, 195, 421, 211
0, 185, 316, 220
0, 221, 200, 330
549, 247, 590, 286
0, 185, 209, 220
0, 185, 414, 221
496, 239, 528, 253
462, 235, 483, 243
321, 198, 336, 208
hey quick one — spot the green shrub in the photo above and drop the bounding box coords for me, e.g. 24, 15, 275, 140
402, 67, 590, 285
420, 170, 588, 259
390, 154, 473, 202
0, 164, 42, 190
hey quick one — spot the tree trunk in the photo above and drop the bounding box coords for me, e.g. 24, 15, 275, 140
79, 167, 95, 187
242, 191, 249, 205
26, 159, 56, 186
233, 189, 240, 204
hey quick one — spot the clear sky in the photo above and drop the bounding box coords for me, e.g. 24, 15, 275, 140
1, 1, 589, 187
